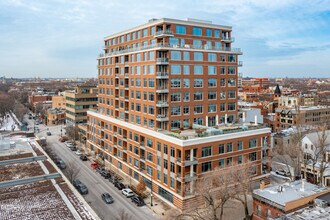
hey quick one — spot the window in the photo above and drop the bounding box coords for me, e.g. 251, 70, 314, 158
164, 173, 168, 184
194, 105, 203, 114
208, 78, 217, 87
171, 51, 181, 60
206, 28, 212, 37
170, 177, 175, 188
193, 40, 202, 48
194, 65, 203, 74
202, 146, 212, 157
183, 52, 190, 60
227, 143, 233, 152
228, 66, 236, 75
220, 91, 226, 99
183, 92, 190, 102
201, 162, 212, 172
171, 79, 181, 88
149, 51, 154, 60
194, 92, 203, 101
170, 147, 175, 157
208, 66, 216, 75
228, 78, 236, 86
147, 165, 153, 175
192, 27, 202, 36
219, 144, 225, 154
228, 54, 236, 62
171, 92, 181, 102
171, 120, 180, 129
171, 106, 181, 116
134, 158, 139, 168
214, 30, 220, 37
142, 28, 148, 37
208, 91, 216, 100
228, 102, 236, 111
208, 104, 216, 113
194, 79, 203, 88
171, 65, 181, 74
176, 25, 186, 34
249, 139, 257, 148
183, 78, 190, 88
215, 42, 221, 49
249, 152, 257, 161
194, 117, 203, 125
226, 157, 232, 165
183, 106, 190, 115
194, 52, 203, 61
219, 159, 225, 167
169, 37, 179, 46
208, 53, 216, 62
183, 65, 190, 74
237, 141, 243, 150
228, 90, 236, 99
238, 155, 243, 164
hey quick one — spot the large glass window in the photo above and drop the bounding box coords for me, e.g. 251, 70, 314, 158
228, 66, 236, 75
183, 65, 190, 75
202, 146, 212, 157
208, 78, 217, 87
183, 52, 190, 60
171, 65, 181, 75
214, 30, 220, 38
208, 91, 216, 100
249, 152, 257, 161
169, 37, 179, 46
208, 66, 216, 75
183, 92, 190, 102
208, 104, 216, 113
183, 78, 190, 88
219, 144, 225, 154
192, 27, 202, 36
171, 120, 180, 130
193, 40, 202, 48
176, 25, 186, 34
194, 105, 203, 114
194, 92, 203, 101
194, 65, 203, 75
228, 90, 236, 99
171, 51, 181, 60
171, 106, 181, 116
228, 78, 236, 86
228, 102, 236, 111
194, 52, 203, 61
206, 28, 212, 37
194, 79, 203, 88
249, 139, 257, 148
201, 162, 212, 172
171, 93, 181, 102
208, 53, 216, 62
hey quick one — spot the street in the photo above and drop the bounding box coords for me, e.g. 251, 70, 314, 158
24, 115, 159, 220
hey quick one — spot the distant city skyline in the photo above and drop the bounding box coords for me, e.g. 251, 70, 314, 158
1, 0, 330, 78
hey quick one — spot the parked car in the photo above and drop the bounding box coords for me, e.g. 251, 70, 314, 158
101, 193, 114, 204
114, 182, 125, 190
131, 196, 145, 206
100, 171, 111, 179
77, 183, 88, 195
46, 131, 51, 136
69, 146, 77, 151
122, 188, 134, 198
73, 179, 82, 188
75, 150, 82, 156
90, 162, 99, 169
96, 167, 106, 173
56, 160, 66, 169
276, 169, 290, 177
80, 155, 88, 161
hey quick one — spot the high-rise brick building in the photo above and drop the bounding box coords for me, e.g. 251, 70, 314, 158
87, 18, 271, 209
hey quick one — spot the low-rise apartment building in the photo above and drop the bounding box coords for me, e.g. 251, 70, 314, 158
46, 108, 66, 126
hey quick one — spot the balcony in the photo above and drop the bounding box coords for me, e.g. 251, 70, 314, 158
153, 30, 174, 38
183, 157, 198, 166
156, 101, 169, 107
156, 58, 169, 65
176, 172, 197, 182
238, 61, 243, 67
99, 43, 242, 58
221, 37, 235, 43
156, 86, 169, 93
156, 72, 169, 79
156, 115, 169, 122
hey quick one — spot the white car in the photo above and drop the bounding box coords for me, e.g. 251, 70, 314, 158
75, 150, 82, 156
122, 188, 134, 198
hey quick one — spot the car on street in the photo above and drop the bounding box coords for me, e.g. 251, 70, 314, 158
56, 160, 66, 169
80, 155, 88, 161
73, 179, 82, 188
46, 131, 51, 136
75, 150, 82, 156
69, 146, 77, 151
101, 193, 114, 204
100, 171, 111, 179
114, 182, 125, 190
131, 196, 145, 206
96, 167, 106, 173
77, 183, 88, 195
122, 188, 134, 198
91, 162, 99, 169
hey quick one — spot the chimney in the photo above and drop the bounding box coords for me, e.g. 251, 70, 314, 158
260, 181, 265, 190
254, 115, 258, 125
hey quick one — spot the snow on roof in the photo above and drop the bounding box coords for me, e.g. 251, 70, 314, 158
253, 180, 329, 207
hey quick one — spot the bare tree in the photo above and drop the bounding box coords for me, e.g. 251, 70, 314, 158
115, 209, 132, 220
63, 161, 80, 183
135, 177, 146, 197
66, 125, 78, 142
35, 102, 43, 116
316, 125, 329, 186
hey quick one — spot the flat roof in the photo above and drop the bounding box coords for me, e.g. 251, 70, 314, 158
253, 180, 329, 207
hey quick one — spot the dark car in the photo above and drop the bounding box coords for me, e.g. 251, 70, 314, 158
77, 183, 88, 195
69, 146, 77, 151
131, 196, 145, 206
56, 160, 66, 169
100, 171, 111, 179
80, 155, 88, 161
101, 193, 114, 204
96, 167, 106, 173
46, 131, 51, 136
73, 179, 82, 188
114, 182, 125, 190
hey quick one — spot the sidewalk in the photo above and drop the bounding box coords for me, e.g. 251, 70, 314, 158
144, 193, 172, 218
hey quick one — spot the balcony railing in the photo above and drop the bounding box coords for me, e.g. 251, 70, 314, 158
156, 115, 169, 122
156, 72, 169, 79
153, 30, 174, 38
99, 43, 242, 58
156, 58, 169, 64
221, 37, 235, 43
183, 157, 198, 166
156, 101, 169, 107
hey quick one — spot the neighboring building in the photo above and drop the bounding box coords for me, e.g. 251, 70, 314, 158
28, 94, 52, 112
47, 108, 66, 125
78, 123, 87, 144
65, 85, 98, 125
52, 95, 66, 109
252, 180, 330, 220
278, 94, 319, 107
87, 18, 271, 210
274, 106, 330, 132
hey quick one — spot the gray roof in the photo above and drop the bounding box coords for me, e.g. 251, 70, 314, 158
253, 180, 329, 208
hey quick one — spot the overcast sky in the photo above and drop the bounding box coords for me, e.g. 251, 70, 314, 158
1, 0, 330, 78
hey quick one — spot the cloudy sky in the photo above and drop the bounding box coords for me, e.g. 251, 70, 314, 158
1, 0, 330, 78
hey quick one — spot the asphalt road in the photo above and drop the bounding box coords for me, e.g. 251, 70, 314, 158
24, 115, 159, 220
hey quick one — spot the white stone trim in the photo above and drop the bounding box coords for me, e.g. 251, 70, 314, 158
88, 111, 271, 147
